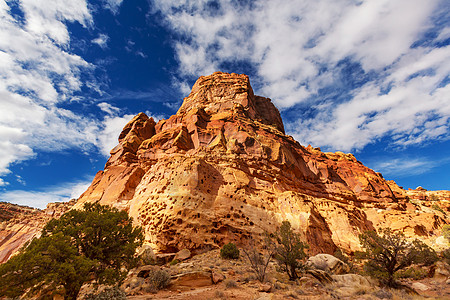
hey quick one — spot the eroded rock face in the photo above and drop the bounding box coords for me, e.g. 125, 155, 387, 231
0, 201, 74, 263
76, 72, 449, 254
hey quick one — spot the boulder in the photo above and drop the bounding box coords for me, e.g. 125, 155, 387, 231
411, 282, 429, 291
137, 244, 156, 265
331, 274, 372, 287
171, 271, 212, 288
211, 270, 226, 284
258, 283, 272, 292
174, 249, 191, 261
307, 254, 349, 274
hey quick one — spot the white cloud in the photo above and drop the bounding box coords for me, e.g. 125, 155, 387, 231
0, 0, 105, 182
0, 180, 92, 209
154, 0, 449, 151
97, 114, 135, 156
103, 0, 123, 14
92, 33, 109, 49
369, 157, 441, 178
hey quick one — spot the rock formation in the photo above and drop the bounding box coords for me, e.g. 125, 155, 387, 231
74, 72, 449, 255
0, 201, 75, 263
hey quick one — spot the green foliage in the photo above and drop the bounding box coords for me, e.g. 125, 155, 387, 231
359, 228, 436, 287
432, 204, 445, 215
442, 225, 450, 243
0, 233, 94, 299
273, 221, 308, 280
220, 242, 240, 259
409, 239, 438, 266
429, 194, 439, 201
43, 202, 144, 285
395, 267, 428, 280
169, 259, 180, 265
442, 248, 450, 264
0, 203, 143, 299
84, 286, 126, 300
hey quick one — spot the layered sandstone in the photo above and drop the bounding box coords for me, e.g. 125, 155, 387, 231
0, 201, 75, 263
72, 72, 448, 254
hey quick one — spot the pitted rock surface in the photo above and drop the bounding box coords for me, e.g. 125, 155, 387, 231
70, 72, 449, 255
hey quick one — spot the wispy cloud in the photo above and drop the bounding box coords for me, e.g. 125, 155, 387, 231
153, 0, 449, 152
0, 179, 92, 209
103, 0, 123, 14
92, 33, 109, 49
368, 156, 447, 178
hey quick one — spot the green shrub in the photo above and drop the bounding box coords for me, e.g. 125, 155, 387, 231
359, 228, 436, 287
84, 286, 126, 300
242, 237, 274, 283
273, 221, 308, 280
432, 204, 445, 215
145, 268, 171, 293
0, 203, 143, 299
441, 248, 450, 264
220, 242, 240, 259
442, 225, 450, 243
395, 267, 428, 280
224, 279, 238, 288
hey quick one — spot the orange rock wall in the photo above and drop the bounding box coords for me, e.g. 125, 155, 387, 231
0, 201, 74, 263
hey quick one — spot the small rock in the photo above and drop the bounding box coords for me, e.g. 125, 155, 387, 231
175, 249, 191, 261
446, 278, 450, 284
412, 282, 429, 291
256, 292, 273, 300
211, 270, 226, 284
306, 269, 333, 283
156, 253, 176, 264
136, 244, 156, 265
434, 261, 450, 280
258, 283, 272, 293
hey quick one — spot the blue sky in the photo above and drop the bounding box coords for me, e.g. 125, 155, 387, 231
0, 0, 449, 209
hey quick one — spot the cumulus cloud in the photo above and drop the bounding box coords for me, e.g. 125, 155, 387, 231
0, 180, 92, 209
0, 0, 96, 180
97, 113, 135, 156
153, 0, 449, 151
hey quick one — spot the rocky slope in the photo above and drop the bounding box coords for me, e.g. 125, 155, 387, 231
74, 72, 449, 255
0, 201, 75, 263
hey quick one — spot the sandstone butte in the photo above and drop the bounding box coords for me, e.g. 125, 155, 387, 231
1, 72, 449, 263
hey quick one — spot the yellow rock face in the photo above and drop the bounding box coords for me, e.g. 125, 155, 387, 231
75, 72, 449, 255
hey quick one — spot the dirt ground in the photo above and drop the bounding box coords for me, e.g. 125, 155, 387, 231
122, 249, 450, 300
